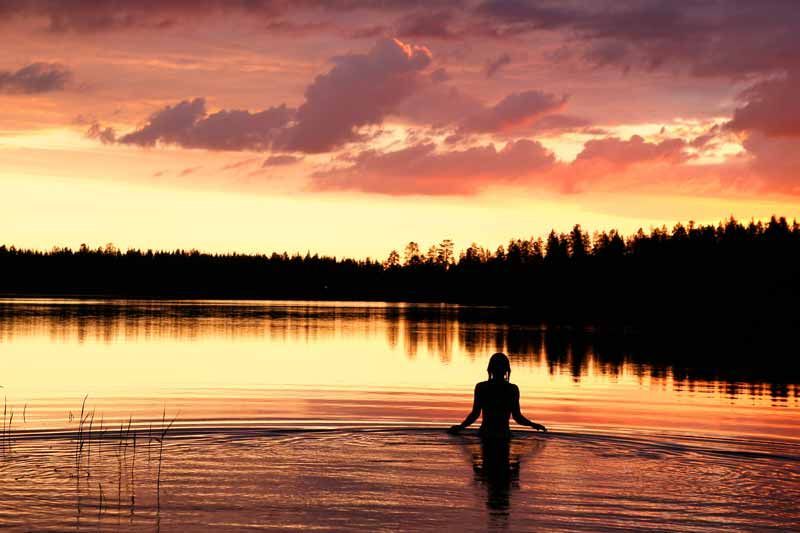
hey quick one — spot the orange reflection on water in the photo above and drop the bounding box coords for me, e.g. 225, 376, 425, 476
0, 299, 797, 442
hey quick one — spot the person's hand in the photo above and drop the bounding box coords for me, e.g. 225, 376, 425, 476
447, 424, 463, 434
530, 422, 547, 432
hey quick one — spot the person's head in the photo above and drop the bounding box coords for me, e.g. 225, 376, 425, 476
487, 352, 511, 382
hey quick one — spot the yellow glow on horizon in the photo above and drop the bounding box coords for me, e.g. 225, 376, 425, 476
2, 128, 799, 259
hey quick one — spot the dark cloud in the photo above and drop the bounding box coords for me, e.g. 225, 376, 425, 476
0, 62, 71, 94
277, 38, 432, 153
86, 122, 117, 144
262, 20, 331, 35
475, 0, 577, 29
0, 1, 460, 33
119, 98, 207, 146
485, 53, 511, 78
396, 80, 568, 134
108, 35, 563, 153
106, 38, 431, 153
476, 0, 800, 78
726, 74, 800, 138
459, 90, 567, 133
178, 105, 294, 150
6, 1, 797, 84
396, 10, 460, 40
348, 25, 388, 39
312, 139, 555, 195
117, 97, 293, 150
263, 154, 302, 166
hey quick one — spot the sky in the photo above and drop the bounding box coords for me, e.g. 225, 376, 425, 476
1, 0, 799, 259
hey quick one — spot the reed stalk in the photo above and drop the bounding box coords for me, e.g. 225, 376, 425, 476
6, 409, 12, 454
156, 409, 176, 514
2, 396, 6, 456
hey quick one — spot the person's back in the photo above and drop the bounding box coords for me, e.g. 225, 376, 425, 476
476, 379, 517, 437
449, 353, 546, 437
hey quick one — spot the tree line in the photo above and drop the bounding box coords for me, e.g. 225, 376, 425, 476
1, 216, 798, 326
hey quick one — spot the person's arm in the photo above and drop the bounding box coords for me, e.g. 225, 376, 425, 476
448, 384, 481, 433
511, 384, 547, 432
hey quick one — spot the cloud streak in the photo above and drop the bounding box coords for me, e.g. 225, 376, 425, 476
485, 53, 511, 78
0, 1, 440, 32
0, 62, 71, 94
263, 155, 302, 167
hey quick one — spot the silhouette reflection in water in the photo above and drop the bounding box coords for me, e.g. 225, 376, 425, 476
478, 437, 517, 511
451, 433, 547, 528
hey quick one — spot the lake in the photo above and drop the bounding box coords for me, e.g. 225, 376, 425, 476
0, 298, 798, 531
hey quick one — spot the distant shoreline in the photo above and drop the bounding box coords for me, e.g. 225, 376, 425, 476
2, 216, 798, 328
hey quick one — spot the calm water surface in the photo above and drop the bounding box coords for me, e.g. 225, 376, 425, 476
0, 298, 798, 531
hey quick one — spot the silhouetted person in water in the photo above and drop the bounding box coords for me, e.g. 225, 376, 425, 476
449, 353, 547, 437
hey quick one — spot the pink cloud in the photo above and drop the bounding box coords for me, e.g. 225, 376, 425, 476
308, 131, 714, 196
727, 74, 800, 138
278, 38, 432, 153
312, 139, 555, 195
459, 90, 567, 133
394, 84, 484, 127
575, 135, 689, 168
396, 86, 568, 134
740, 133, 800, 194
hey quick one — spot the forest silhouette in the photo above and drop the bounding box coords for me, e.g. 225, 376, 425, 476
1, 216, 798, 328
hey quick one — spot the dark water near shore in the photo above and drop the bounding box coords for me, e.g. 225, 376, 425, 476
0, 298, 798, 531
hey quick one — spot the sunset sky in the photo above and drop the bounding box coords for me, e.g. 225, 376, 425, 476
1, 0, 799, 259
